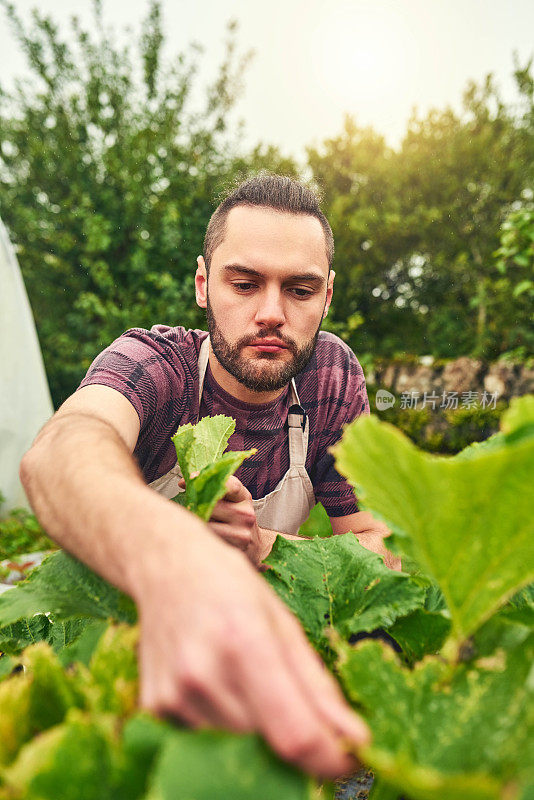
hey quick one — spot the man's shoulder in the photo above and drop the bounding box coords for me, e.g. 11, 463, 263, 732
314, 331, 361, 367
296, 331, 367, 414
79, 325, 208, 430
80, 324, 208, 397
102, 325, 208, 367
121, 324, 207, 352
304, 331, 365, 382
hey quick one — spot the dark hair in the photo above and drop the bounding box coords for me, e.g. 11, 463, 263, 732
203, 173, 334, 272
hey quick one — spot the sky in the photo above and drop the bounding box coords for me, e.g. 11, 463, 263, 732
1, 0, 533, 159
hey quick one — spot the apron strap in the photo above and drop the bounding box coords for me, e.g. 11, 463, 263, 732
198, 336, 210, 406
287, 380, 309, 468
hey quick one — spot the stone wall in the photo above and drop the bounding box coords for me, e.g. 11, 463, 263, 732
367, 357, 534, 401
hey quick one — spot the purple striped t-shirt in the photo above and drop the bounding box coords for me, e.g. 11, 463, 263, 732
78, 326, 370, 517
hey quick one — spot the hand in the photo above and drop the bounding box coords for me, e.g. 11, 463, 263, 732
179, 474, 273, 567
135, 518, 370, 779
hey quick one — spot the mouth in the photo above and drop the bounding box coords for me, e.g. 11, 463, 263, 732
248, 339, 289, 353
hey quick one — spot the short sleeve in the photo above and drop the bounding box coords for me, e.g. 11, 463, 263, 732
77, 327, 190, 433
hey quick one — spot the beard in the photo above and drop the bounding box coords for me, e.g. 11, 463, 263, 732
206, 297, 321, 393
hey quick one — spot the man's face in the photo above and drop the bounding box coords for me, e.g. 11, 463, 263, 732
195, 205, 334, 394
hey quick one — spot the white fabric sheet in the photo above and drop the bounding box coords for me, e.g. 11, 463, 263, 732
0, 216, 53, 510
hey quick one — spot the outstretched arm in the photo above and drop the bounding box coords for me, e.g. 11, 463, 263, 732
330, 511, 402, 571
20, 385, 369, 778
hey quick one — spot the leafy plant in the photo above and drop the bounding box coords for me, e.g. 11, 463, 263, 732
333, 395, 534, 645
0, 1, 256, 406
0, 496, 55, 561
0, 400, 533, 799
171, 415, 255, 520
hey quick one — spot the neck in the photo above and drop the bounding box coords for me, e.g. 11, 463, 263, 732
207, 346, 287, 405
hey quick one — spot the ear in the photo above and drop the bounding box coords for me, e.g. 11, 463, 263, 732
323, 270, 335, 318
195, 256, 207, 309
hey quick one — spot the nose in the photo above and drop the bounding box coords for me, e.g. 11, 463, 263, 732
254, 287, 286, 328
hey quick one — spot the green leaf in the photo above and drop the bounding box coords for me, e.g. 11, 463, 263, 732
264, 534, 425, 662
171, 415, 256, 520
0, 551, 137, 630
513, 279, 534, 297
388, 609, 451, 664
297, 503, 333, 538
2, 710, 118, 800
473, 613, 532, 658
171, 423, 197, 482
144, 728, 317, 800
57, 620, 109, 668
0, 643, 87, 766
172, 415, 236, 480
181, 450, 256, 521
368, 779, 402, 800
88, 624, 139, 717
119, 714, 171, 797
338, 636, 534, 800
0, 614, 52, 655
501, 395, 534, 437
332, 396, 534, 641
472, 586, 534, 656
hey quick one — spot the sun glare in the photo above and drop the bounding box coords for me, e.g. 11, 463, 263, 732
309, 0, 419, 131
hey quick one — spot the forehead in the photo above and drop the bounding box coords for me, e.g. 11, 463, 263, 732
211, 205, 329, 275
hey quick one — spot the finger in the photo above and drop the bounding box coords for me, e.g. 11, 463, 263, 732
209, 522, 251, 550
274, 606, 370, 746
269, 596, 370, 736
222, 475, 250, 503
172, 684, 255, 734
210, 500, 256, 527
234, 624, 359, 778
139, 641, 254, 733
178, 471, 199, 488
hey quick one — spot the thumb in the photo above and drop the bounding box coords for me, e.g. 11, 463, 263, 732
178, 470, 199, 488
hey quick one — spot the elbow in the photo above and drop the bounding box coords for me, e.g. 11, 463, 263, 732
19, 446, 39, 497
19, 424, 52, 497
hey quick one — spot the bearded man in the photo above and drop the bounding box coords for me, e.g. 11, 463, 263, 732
20, 174, 398, 781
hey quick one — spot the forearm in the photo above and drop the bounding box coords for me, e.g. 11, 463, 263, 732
355, 530, 402, 571
256, 527, 309, 563
20, 413, 212, 599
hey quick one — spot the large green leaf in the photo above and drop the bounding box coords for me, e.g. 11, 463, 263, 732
264, 534, 426, 662
338, 636, 534, 800
387, 609, 451, 664
0, 551, 136, 631
332, 395, 534, 641
144, 728, 319, 800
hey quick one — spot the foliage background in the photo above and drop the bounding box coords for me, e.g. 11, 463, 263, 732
0, 0, 532, 408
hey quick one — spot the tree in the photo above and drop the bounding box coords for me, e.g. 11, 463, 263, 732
308, 117, 427, 357
309, 62, 534, 361
397, 66, 533, 359
0, 1, 252, 405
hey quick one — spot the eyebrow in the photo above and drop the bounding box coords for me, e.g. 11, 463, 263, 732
222, 264, 326, 287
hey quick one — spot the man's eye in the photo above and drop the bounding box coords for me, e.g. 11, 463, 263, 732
234, 282, 256, 291
290, 287, 314, 298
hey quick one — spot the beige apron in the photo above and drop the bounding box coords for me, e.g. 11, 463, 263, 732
148, 337, 316, 534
